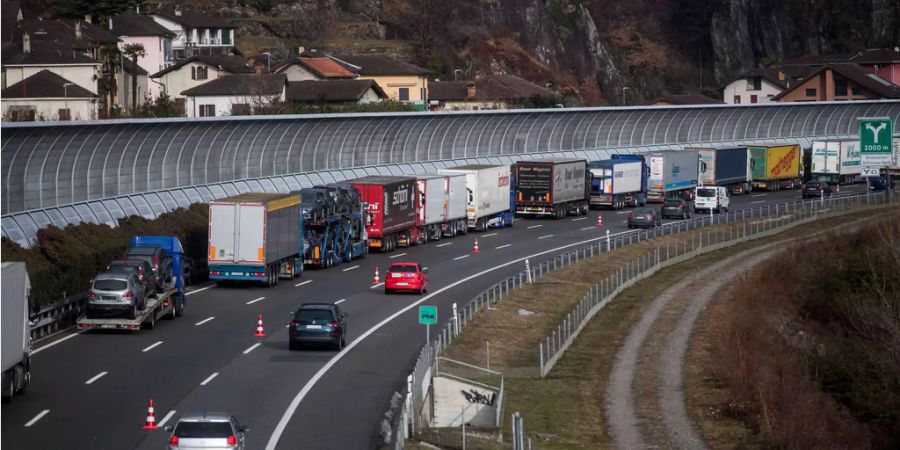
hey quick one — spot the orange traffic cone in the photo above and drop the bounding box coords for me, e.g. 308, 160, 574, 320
473, 239, 480, 253
372, 267, 381, 284
255, 313, 266, 337
596, 214, 604, 227
142, 399, 158, 429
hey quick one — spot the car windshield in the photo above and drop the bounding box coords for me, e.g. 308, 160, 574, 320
94, 279, 127, 291
388, 265, 417, 273
697, 188, 717, 197
294, 309, 334, 323
174, 421, 233, 438
664, 200, 682, 207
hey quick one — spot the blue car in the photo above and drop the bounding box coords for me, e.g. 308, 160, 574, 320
288, 303, 347, 351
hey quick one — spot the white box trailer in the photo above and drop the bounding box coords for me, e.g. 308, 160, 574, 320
415, 173, 469, 240
439, 164, 513, 231
811, 140, 862, 184
2, 262, 32, 402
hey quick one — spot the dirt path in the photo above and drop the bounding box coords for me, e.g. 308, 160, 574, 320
606, 243, 782, 449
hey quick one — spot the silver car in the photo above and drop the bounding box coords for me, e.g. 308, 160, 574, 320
87, 272, 146, 320
165, 413, 249, 450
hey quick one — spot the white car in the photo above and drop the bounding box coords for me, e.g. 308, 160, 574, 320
693, 186, 730, 213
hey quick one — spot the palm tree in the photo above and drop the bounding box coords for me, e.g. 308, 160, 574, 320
121, 43, 146, 114
98, 46, 120, 118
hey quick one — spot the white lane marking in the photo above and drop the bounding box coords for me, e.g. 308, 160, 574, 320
84, 371, 108, 385
194, 317, 215, 326
436, 242, 453, 247
342, 265, 360, 272
751, 200, 765, 204
243, 343, 261, 354
185, 284, 214, 296
453, 255, 471, 260
294, 280, 312, 287
32, 330, 86, 355
157, 410, 177, 428
389, 252, 408, 259
616, 210, 631, 214
526, 224, 543, 229
538, 234, 554, 240
334, 299, 347, 305
495, 244, 512, 249
751, 194, 767, 197
581, 226, 596, 231
24, 410, 50, 427
622, 220, 629, 223
246, 296, 266, 305
265, 228, 635, 450
481, 232, 498, 237
571, 217, 588, 221
142, 341, 163, 353
200, 372, 219, 386
370, 282, 385, 289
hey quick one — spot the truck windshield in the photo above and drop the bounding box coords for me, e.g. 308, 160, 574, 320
697, 188, 717, 197
94, 279, 127, 291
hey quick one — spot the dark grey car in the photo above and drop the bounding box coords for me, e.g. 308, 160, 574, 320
165, 412, 249, 450
124, 246, 172, 292
107, 259, 157, 294
627, 207, 662, 228
661, 199, 692, 220
87, 272, 146, 319
288, 303, 348, 351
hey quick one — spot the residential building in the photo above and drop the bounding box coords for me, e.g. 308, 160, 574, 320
773, 63, 900, 102
2, 35, 100, 96
331, 54, 430, 109
723, 68, 797, 104
152, 6, 236, 60
15, 18, 120, 61
150, 55, 253, 113
110, 10, 175, 99
649, 94, 724, 106
275, 53, 357, 81
428, 74, 555, 110
119, 59, 149, 111
781, 48, 900, 85
182, 73, 286, 117
2, 69, 98, 121
286, 80, 386, 105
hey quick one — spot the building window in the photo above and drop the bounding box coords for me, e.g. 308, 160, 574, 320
851, 86, 863, 96
834, 79, 848, 96
231, 103, 251, 115
222, 29, 231, 45
398, 87, 409, 102
58, 108, 71, 120
805, 88, 816, 97
192, 66, 208, 80
199, 104, 216, 117
733, 95, 741, 104
746, 77, 761, 91
750, 95, 758, 104
7, 105, 36, 121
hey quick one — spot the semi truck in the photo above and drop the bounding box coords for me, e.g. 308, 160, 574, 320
588, 156, 647, 209
300, 185, 367, 269
349, 176, 418, 252
810, 140, 861, 185
2, 262, 31, 403
692, 146, 752, 194
415, 173, 468, 241
513, 158, 589, 218
749, 144, 801, 191
77, 236, 187, 331
208, 193, 304, 286
438, 164, 514, 231
646, 150, 700, 202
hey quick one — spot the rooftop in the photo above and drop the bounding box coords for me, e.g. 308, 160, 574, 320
181, 73, 286, 96
331, 54, 430, 76
154, 7, 235, 29
1, 69, 96, 98
110, 11, 175, 37
286, 79, 386, 102
430, 74, 555, 101
276, 56, 357, 79
1, 39, 98, 66
151, 55, 253, 78
649, 94, 724, 105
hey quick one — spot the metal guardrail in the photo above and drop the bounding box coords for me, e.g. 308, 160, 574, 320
29, 292, 87, 341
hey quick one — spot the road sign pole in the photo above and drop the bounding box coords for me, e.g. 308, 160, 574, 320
426, 323, 430, 349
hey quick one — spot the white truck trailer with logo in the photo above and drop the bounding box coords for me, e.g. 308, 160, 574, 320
439, 165, 514, 231
811, 140, 862, 185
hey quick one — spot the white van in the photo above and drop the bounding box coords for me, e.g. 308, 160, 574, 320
694, 186, 730, 213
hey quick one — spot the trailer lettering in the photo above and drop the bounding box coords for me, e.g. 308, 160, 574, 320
771, 149, 797, 176
498, 173, 510, 187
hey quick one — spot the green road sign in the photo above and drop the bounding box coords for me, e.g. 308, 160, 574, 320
418, 305, 437, 325
859, 117, 893, 165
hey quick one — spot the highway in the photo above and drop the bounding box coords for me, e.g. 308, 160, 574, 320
0, 185, 869, 449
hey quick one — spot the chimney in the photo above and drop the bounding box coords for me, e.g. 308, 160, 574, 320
175, 5, 182, 16
297, 46, 305, 55
22, 33, 30, 54
778, 71, 785, 81
75, 22, 82, 40
466, 82, 475, 99
108, 17, 113, 30
84, 14, 92, 24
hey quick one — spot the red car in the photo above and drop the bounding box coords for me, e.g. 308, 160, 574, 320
385, 262, 428, 294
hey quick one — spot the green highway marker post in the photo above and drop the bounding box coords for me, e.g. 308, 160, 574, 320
419, 305, 438, 348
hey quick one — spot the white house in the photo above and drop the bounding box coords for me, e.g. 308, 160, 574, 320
723, 68, 793, 104
2, 35, 100, 95
150, 54, 253, 104
2, 69, 98, 121
152, 6, 235, 60
275, 54, 357, 81
182, 73, 285, 117
110, 10, 175, 98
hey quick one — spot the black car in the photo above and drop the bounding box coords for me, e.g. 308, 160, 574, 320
124, 245, 173, 292
627, 207, 662, 229
661, 199, 692, 220
288, 303, 347, 351
802, 180, 833, 199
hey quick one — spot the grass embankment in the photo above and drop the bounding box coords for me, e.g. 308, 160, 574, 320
416, 207, 898, 449
1, 204, 210, 306
688, 216, 900, 449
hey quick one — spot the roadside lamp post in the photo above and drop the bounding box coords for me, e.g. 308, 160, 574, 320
63, 82, 73, 120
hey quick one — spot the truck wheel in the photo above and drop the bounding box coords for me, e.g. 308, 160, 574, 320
148, 310, 156, 329
2, 378, 12, 403
175, 296, 184, 317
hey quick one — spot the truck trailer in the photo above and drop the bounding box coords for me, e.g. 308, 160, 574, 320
749, 144, 801, 191
350, 176, 418, 251
692, 146, 752, 194
300, 185, 367, 269
588, 156, 647, 209
208, 193, 304, 286
646, 150, 700, 203
2, 262, 31, 403
514, 158, 589, 218
78, 236, 187, 331
438, 164, 514, 231
810, 140, 861, 185
415, 173, 468, 241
